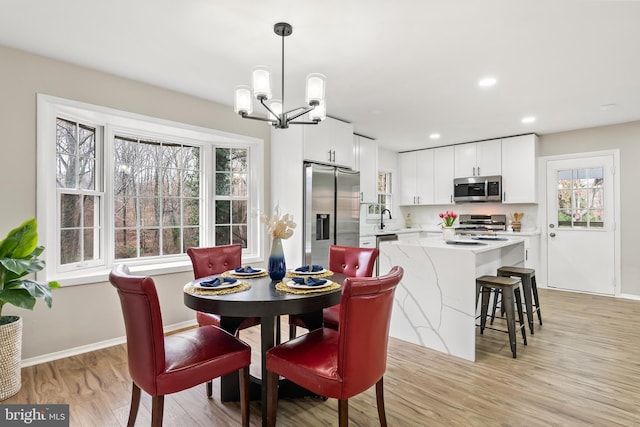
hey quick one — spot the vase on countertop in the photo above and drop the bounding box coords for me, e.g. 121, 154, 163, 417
268, 237, 287, 281
442, 226, 456, 241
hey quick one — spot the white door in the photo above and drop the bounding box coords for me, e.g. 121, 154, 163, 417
546, 155, 616, 294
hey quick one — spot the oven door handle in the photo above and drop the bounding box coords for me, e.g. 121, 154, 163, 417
484, 179, 488, 198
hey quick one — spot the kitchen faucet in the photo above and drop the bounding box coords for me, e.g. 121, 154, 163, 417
380, 208, 392, 230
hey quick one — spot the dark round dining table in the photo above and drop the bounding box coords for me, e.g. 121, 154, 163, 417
184, 272, 344, 427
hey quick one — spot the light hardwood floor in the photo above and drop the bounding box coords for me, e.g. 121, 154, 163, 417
4, 288, 640, 426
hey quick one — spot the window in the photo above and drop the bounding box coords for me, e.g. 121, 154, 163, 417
556, 167, 604, 228
214, 148, 248, 247
56, 118, 103, 268
112, 135, 201, 259
368, 171, 392, 217
38, 95, 264, 285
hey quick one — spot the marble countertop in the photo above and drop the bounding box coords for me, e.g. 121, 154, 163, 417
380, 235, 525, 253
360, 228, 424, 237
361, 227, 541, 237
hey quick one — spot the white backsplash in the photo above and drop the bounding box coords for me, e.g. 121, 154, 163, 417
397, 203, 540, 232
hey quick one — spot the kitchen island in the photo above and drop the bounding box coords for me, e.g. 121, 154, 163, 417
378, 236, 525, 362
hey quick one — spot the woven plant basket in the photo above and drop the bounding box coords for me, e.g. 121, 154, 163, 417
0, 316, 22, 401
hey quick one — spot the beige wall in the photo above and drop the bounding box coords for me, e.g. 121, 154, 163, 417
0, 44, 270, 360
539, 121, 640, 296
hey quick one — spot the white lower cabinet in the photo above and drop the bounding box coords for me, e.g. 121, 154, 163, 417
496, 233, 540, 272
523, 234, 540, 271
360, 236, 376, 249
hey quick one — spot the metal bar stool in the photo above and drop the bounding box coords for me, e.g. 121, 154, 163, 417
497, 266, 542, 335
476, 275, 527, 358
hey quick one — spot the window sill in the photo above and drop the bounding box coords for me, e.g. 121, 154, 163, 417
51, 260, 194, 287
50, 255, 264, 287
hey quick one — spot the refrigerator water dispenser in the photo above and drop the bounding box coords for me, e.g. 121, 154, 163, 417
316, 214, 330, 240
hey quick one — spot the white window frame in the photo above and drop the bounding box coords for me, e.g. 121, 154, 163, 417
37, 94, 264, 286
366, 170, 393, 219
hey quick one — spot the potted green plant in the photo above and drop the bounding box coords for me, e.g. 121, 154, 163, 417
0, 217, 59, 400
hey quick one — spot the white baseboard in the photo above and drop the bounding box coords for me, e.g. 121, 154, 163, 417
21, 320, 198, 368
619, 293, 640, 301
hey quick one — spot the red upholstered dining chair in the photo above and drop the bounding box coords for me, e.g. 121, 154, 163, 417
109, 264, 251, 427
289, 245, 379, 338
267, 266, 404, 427
187, 245, 260, 333
187, 245, 261, 397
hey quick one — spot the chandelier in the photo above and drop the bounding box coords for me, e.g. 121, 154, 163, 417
234, 22, 326, 129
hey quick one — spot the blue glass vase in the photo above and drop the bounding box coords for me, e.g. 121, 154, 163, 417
268, 238, 287, 281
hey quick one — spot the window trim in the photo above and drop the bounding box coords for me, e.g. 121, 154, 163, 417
37, 94, 265, 286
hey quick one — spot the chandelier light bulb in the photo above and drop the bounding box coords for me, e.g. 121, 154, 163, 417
234, 85, 253, 115
252, 66, 272, 100
309, 100, 326, 122
306, 73, 326, 106
269, 99, 283, 121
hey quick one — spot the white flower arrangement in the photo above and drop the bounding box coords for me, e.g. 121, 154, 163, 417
260, 205, 296, 239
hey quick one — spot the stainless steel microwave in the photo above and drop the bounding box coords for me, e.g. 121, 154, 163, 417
453, 175, 502, 202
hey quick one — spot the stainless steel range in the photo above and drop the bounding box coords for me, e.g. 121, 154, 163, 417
456, 214, 507, 235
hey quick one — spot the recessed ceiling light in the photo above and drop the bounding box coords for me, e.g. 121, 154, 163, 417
478, 77, 497, 87
600, 103, 616, 111
429, 133, 441, 140
521, 116, 536, 124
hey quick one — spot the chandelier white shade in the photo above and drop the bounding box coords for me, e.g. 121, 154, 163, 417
233, 85, 253, 115
252, 66, 272, 100
234, 22, 327, 129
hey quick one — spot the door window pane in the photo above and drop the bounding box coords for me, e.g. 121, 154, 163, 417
556, 167, 605, 229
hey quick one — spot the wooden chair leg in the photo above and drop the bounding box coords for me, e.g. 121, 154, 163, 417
338, 399, 349, 427
376, 377, 388, 427
289, 324, 297, 339
151, 395, 164, 427
239, 367, 250, 427
127, 383, 141, 427
206, 380, 213, 398
266, 370, 279, 427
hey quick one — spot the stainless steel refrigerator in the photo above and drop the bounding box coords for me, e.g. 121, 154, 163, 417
303, 163, 360, 266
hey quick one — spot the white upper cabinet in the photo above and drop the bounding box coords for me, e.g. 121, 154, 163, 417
354, 134, 378, 204
399, 152, 418, 205
399, 150, 434, 205
454, 139, 501, 178
303, 117, 354, 168
501, 134, 538, 204
434, 146, 455, 204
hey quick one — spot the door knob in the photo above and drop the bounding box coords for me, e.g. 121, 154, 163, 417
550, 232, 556, 237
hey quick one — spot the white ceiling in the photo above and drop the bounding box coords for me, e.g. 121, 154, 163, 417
1, 0, 640, 152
